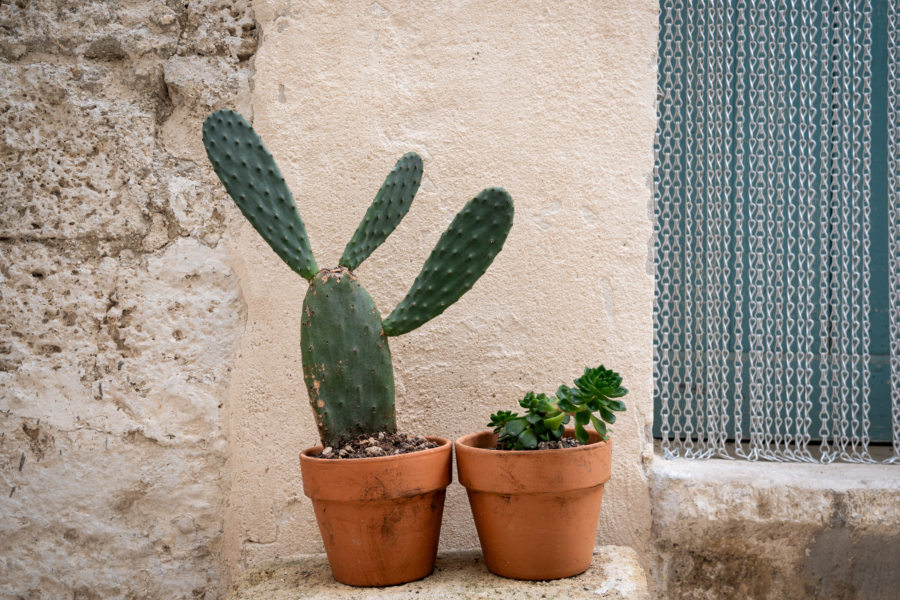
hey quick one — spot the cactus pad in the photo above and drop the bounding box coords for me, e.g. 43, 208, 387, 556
301, 268, 395, 447
382, 187, 514, 336
339, 152, 423, 271
202, 109, 318, 279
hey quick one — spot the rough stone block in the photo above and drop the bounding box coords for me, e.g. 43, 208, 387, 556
0, 239, 242, 598
0, 61, 156, 240
0, 0, 256, 61
0, 0, 258, 597
161, 56, 253, 160
650, 458, 900, 600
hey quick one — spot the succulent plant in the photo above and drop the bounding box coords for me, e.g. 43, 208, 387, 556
202, 109, 513, 448
488, 365, 627, 450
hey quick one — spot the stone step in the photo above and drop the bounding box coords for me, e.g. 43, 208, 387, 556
650, 457, 900, 599
232, 546, 649, 599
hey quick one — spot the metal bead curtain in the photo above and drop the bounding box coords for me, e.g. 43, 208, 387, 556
653, 0, 900, 463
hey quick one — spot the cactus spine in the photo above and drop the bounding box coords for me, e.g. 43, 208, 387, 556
203, 110, 513, 448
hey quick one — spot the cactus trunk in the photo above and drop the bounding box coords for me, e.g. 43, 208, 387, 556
301, 268, 396, 447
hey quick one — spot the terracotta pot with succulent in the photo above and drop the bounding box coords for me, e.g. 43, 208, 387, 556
202, 110, 513, 586
455, 365, 627, 580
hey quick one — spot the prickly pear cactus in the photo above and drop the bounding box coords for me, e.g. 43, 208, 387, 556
203, 109, 514, 448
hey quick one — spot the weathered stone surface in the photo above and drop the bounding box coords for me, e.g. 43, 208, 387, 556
0, 0, 257, 597
0, 0, 256, 61
650, 458, 900, 600
1, 61, 156, 240
161, 56, 254, 160
232, 547, 650, 600
0, 238, 244, 598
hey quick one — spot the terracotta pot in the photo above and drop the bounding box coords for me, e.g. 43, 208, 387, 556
455, 428, 611, 580
299, 436, 451, 587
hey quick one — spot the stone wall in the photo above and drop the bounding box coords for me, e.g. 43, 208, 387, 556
0, 1, 256, 597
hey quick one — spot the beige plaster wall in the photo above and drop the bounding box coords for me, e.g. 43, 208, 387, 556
225, 0, 658, 584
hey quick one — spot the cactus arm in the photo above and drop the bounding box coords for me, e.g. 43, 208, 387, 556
382, 187, 513, 337
339, 152, 423, 271
202, 109, 318, 280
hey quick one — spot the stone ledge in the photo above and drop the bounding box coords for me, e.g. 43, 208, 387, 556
650, 457, 900, 525
231, 546, 649, 599
650, 457, 900, 599
652, 453, 900, 485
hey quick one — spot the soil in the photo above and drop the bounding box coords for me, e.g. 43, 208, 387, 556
496, 437, 583, 451
315, 432, 438, 459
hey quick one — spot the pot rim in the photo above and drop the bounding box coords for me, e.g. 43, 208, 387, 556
455, 428, 611, 494
300, 435, 451, 464
455, 428, 608, 455
300, 435, 453, 501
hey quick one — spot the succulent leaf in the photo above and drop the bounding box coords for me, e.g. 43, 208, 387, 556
590, 415, 608, 437
599, 407, 616, 423
203, 110, 318, 279
519, 391, 537, 409
556, 387, 578, 412
488, 409, 517, 429
574, 422, 589, 444
543, 412, 567, 430
504, 418, 527, 437
518, 429, 538, 449
382, 187, 514, 336
339, 153, 423, 270
608, 399, 627, 411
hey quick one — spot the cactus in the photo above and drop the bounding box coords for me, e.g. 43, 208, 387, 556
203, 110, 513, 448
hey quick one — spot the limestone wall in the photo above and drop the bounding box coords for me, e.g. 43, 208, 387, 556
0, 1, 256, 597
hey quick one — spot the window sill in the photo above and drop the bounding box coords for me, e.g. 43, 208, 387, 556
649, 450, 900, 598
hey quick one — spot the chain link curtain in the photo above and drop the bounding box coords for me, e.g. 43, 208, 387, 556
653, 0, 900, 463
